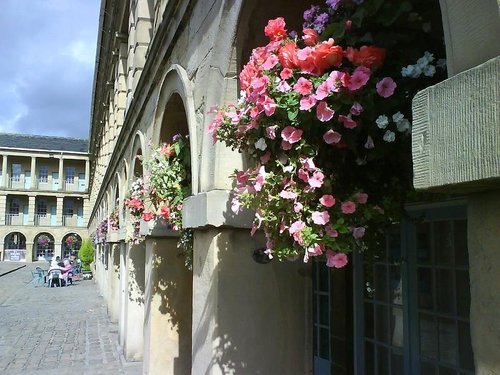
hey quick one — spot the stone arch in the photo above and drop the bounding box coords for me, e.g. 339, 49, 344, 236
61, 233, 82, 259
130, 131, 146, 183
152, 65, 198, 194
34, 232, 56, 261
3, 232, 26, 261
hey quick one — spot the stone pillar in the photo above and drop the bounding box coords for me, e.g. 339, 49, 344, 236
191, 227, 312, 375
124, 241, 145, 361
58, 156, 64, 191
56, 197, 63, 226
119, 241, 128, 347
25, 241, 34, 263
468, 189, 500, 375
30, 157, 36, 189
1, 155, 7, 188
54, 243, 62, 259
0, 242, 4, 262
143, 237, 192, 375
0, 194, 6, 225
28, 196, 35, 226
85, 160, 90, 191
107, 243, 121, 322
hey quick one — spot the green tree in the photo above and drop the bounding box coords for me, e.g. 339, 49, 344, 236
78, 239, 94, 271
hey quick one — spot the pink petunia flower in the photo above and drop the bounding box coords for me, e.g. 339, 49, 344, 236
281, 126, 303, 144
347, 66, 370, 91
280, 190, 298, 199
260, 152, 271, 164
254, 166, 266, 192
277, 80, 292, 92
293, 201, 304, 213
293, 77, 314, 95
316, 101, 335, 122
325, 226, 338, 238
350, 102, 363, 115
142, 211, 154, 222
312, 211, 330, 225
341, 201, 356, 214
323, 129, 342, 144
326, 251, 349, 268
280, 68, 293, 80
299, 95, 317, 111
376, 77, 397, 98
308, 171, 325, 188
320, 194, 336, 207
265, 125, 278, 139
338, 114, 357, 129
262, 54, 279, 70
355, 192, 368, 204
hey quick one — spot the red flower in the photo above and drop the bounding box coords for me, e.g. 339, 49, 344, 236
346, 45, 386, 69
264, 17, 287, 41
302, 28, 319, 46
278, 42, 299, 69
142, 211, 154, 222
313, 39, 343, 73
159, 206, 171, 220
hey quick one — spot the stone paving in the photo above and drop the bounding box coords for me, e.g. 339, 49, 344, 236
0, 262, 142, 375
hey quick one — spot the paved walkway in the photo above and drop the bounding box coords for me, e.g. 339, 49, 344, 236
0, 262, 142, 375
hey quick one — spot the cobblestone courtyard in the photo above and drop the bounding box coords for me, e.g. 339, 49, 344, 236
0, 263, 142, 375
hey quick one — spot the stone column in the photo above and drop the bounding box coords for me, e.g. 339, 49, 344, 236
25, 241, 34, 262
85, 160, 90, 191
143, 236, 192, 375
124, 241, 145, 361
119, 241, 128, 347
0, 194, 6, 225
30, 157, 36, 189
1, 155, 7, 188
468, 189, 500, 375
56, 197, 63, 226
107, 243, 121, 322
58, 155, 64, 191
28, 196, 35, 226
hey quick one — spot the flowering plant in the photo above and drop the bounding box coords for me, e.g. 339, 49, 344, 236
96, 219, 108, 244
37, 234, 50, 247
141, 134, 191, 230
109, 208, 120, 231
209, 0, 445, 267
65, 234, 78, 248
124, 177, 146, 243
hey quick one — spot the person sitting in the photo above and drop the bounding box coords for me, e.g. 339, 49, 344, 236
50, 256, 61, 269
60, 259, 74, 285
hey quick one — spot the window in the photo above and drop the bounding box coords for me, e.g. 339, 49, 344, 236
11, 164, 21, 181
65, 167, 75, 183
39, 166, 48, 182
9, 198, 20, 215
316, 204, 474, 375
37, 199, 48, 216
63, 200, 74, 216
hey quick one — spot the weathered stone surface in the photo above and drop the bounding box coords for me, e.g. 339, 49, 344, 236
412, 56, 500, 192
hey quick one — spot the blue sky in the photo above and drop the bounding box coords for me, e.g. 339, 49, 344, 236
0, 0, 101, 139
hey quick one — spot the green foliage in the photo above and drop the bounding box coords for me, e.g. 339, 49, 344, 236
78, 239, 94, 270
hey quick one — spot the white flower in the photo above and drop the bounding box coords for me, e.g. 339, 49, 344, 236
392, 112, 405, 124
401, 64, 422, 78
383, 130, 396, 142
254, 138, 267, 151
423, 64, 436, 77
376, 115, 389, 129
396, 119, 411, 133
283, 165, 294, 173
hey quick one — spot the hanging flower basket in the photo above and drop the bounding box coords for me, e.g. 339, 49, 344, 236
37, 234, 50, 247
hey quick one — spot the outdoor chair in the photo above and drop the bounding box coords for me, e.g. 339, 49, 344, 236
47, 269, 62, 287
30, 269, 45, 286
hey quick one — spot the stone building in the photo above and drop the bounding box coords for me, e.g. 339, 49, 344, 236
0, 133, 90, 262
87, 0, 499, 374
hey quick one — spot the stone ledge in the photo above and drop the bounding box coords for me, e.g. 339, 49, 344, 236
108, 229, 126, 243
182, 190, 254, 229
412, 56, 500, 192
139, 219, 180, 237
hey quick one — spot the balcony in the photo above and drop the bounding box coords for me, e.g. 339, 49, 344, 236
34, 214, 55, 226
9, 176, 30, 190
5, 213, 26, 225
62, 214, 85, 227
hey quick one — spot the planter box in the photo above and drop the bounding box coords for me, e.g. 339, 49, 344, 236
139, 218, 180, 238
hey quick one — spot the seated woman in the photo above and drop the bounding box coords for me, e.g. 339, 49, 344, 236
60, 259, 74, 285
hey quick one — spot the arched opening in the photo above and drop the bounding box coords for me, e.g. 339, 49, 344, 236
3, 232, 26, 262
62, 233, 82, 259
34, 232, 55, 261
159, 93, 189, 143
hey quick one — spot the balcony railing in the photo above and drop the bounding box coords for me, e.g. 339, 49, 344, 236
5, 213, 24, 225
34, 214, 53, 226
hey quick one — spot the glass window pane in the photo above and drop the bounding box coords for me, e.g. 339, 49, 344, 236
364, 303, 374, 339
391, 348, 404, 375
420, 313, 437, 359
418, 267, 434, 310
318, 264, 329, 292
391, 306, 404, 348
416, 222, 432, 264
390, 266, 402, 305
388, 231, 401, 260
375, 305, 389, 343
420, 360, 436, 374
377, 345, 389, 375
435, 221, 454, 265
454, 220, 468, 266
438, 318, 457, 365
374, 265, 388, 302
313, 324, 318, 356
319, 327, 330, 359
436, 269, 455, 315
365, 341, 375, 375
456, 271, 470, 318
319, 295, 329, 326
458, 322, 474, 371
